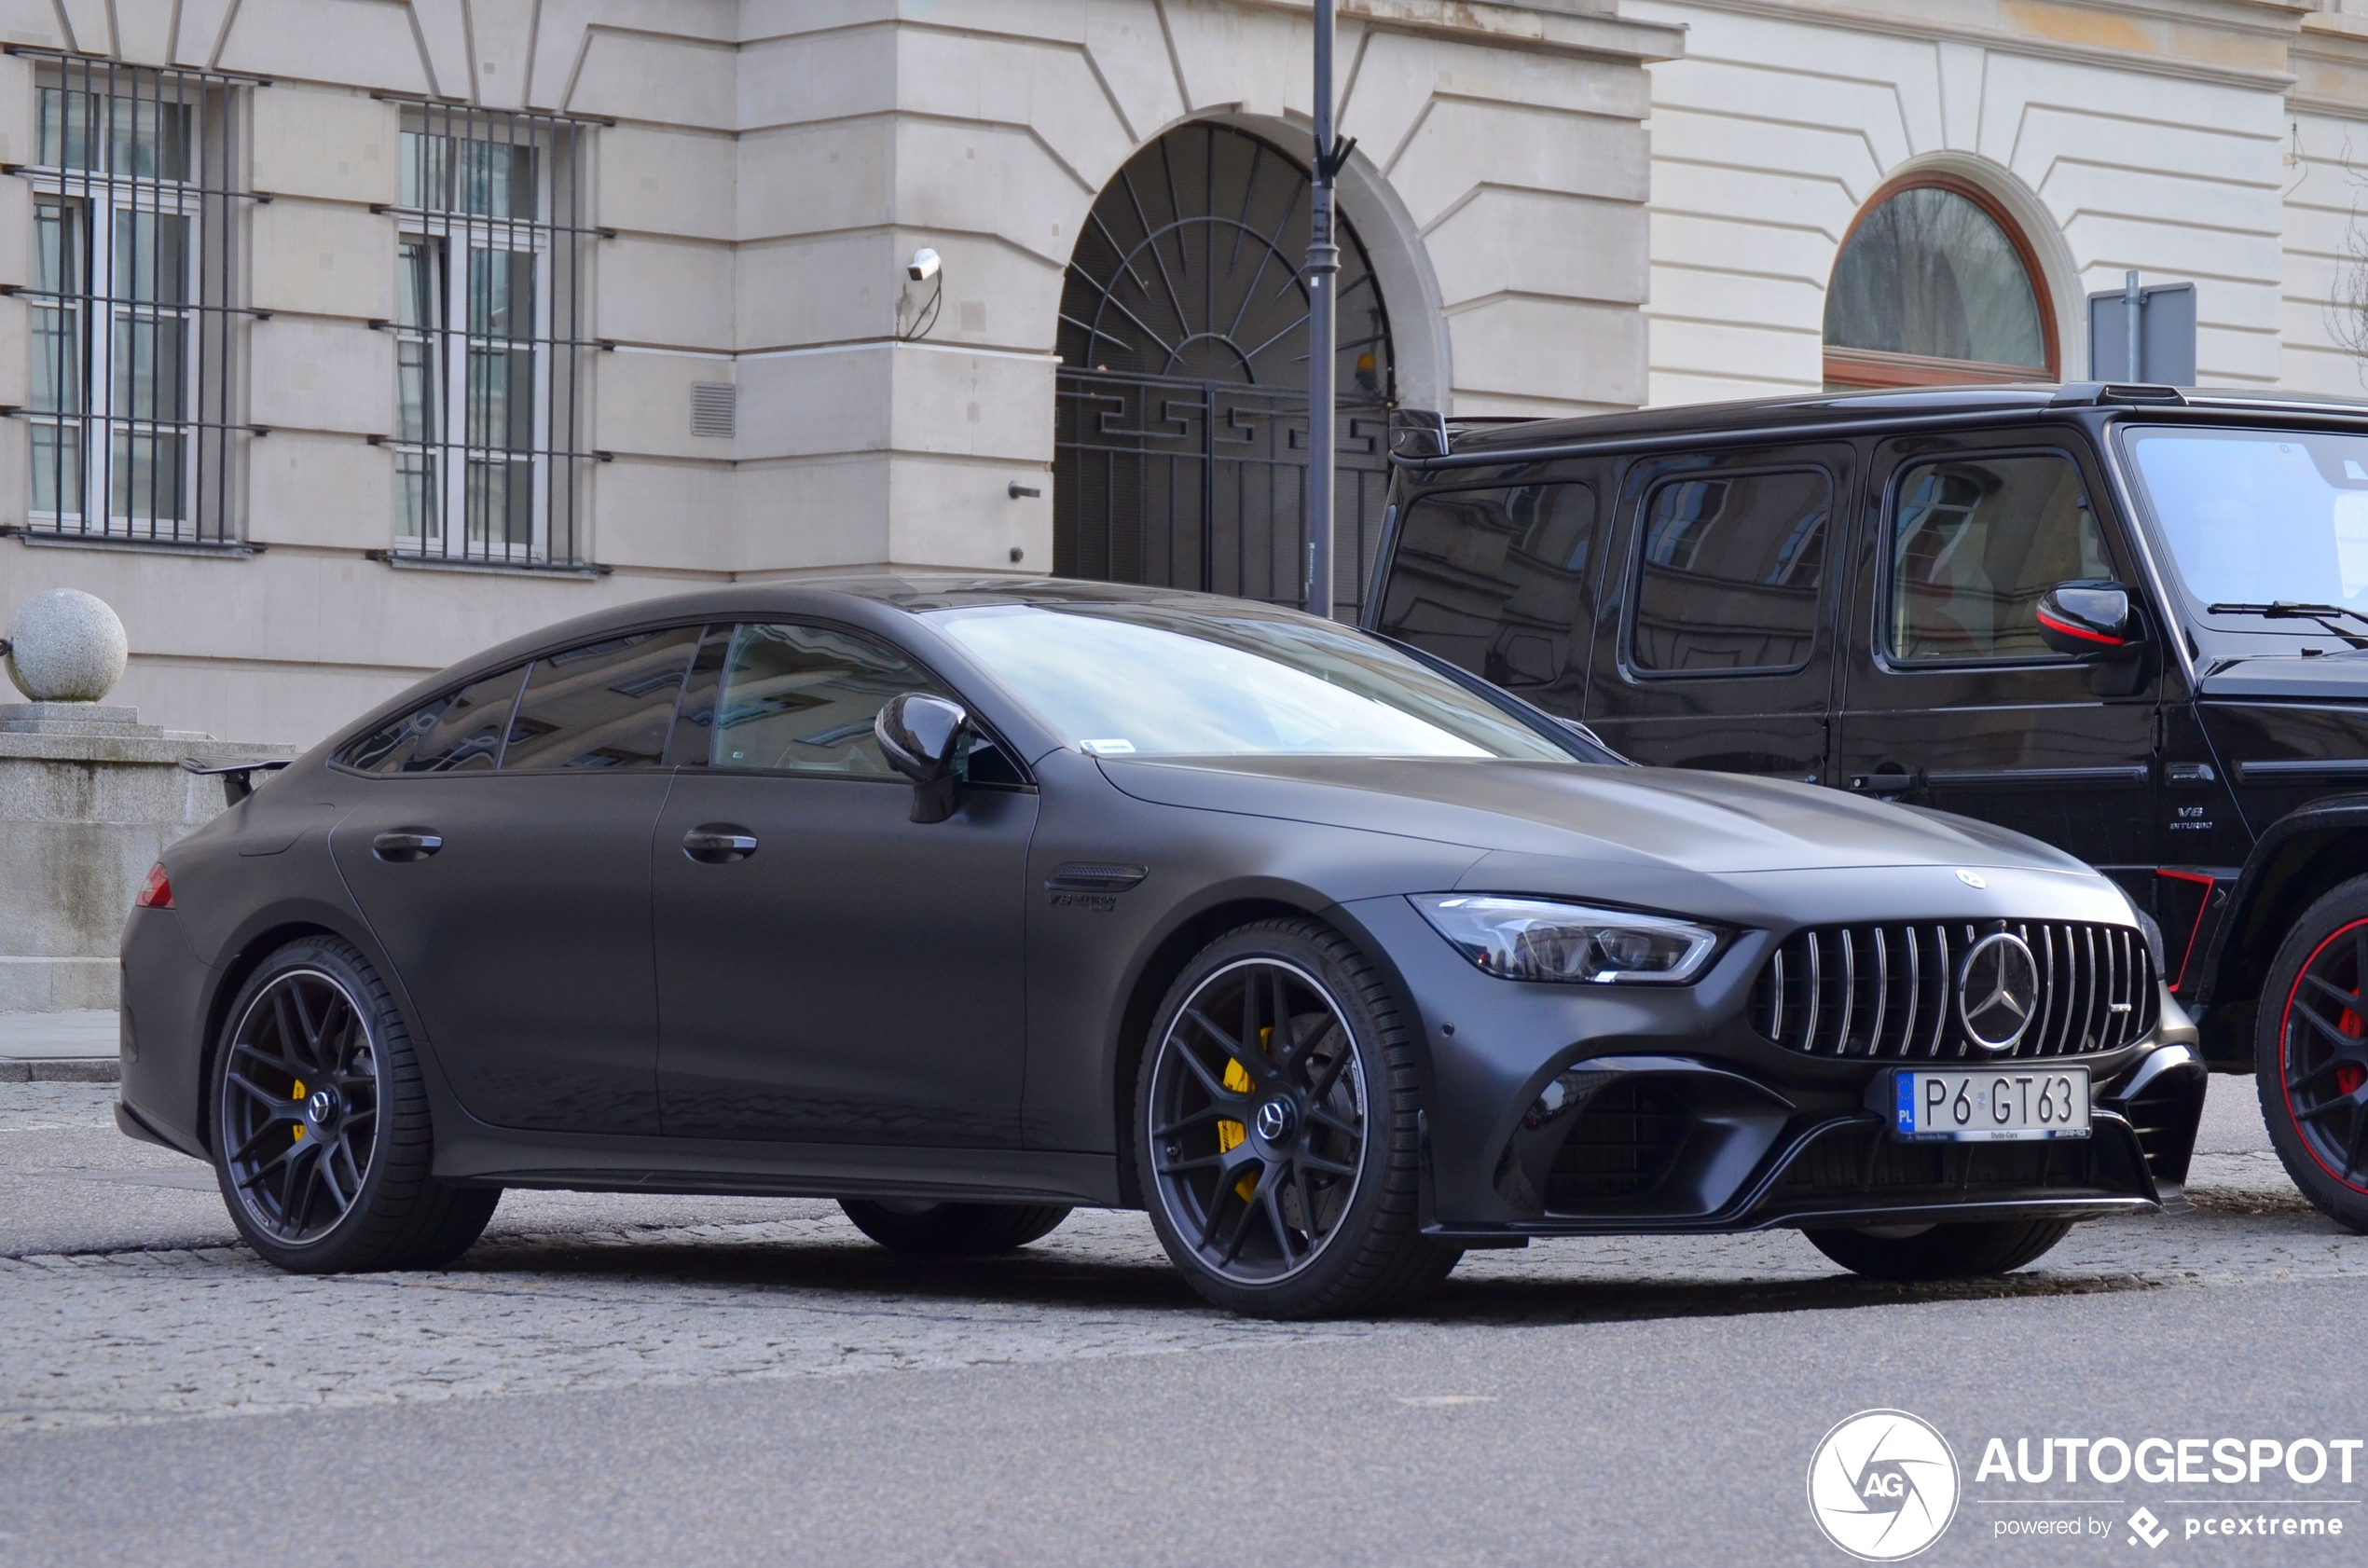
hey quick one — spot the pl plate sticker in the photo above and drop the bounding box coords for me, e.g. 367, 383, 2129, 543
1808, 1409, 1962, 1561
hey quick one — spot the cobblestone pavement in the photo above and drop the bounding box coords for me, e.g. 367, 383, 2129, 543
1, 1076, 2356, 1438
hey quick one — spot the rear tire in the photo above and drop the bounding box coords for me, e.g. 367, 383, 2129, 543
2255, 878, 2368, 1234
1802, 1218, 2072, 1281
838, 1199, 1071, 1255
209, 936, 499, 1273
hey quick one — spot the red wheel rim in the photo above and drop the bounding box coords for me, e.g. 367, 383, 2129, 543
2279, 918, 2368, 1195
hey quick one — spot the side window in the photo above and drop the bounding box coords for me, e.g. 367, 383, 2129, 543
1373, 482, 1598, 713
499, 626, 702, 771
1630, 468, 1831, 675
1888, 453, 2110, 664
707, 623, 943, 776
340, 666, 526, 775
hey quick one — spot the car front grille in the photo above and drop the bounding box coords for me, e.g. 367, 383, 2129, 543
1747, 920, 2157, 1060
1542, 1080, 1692, 1208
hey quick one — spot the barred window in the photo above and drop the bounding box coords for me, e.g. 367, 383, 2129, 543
16, 53, 255, 546
386, 104, 596, 569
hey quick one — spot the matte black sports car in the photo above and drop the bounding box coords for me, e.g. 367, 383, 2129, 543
117, 580, 2207, 1317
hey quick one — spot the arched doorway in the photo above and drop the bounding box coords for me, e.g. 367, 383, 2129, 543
1054, 123, 1396, 615
1823, 174, 2057, 389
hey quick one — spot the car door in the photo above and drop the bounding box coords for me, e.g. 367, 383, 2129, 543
651, 620, 1037, 1146
1582, 443, 1852, 780
1832, 433, 2159, 882
328, 625, 702, 1134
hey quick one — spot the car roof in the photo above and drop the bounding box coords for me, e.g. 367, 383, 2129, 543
1432, 382, 2368, 461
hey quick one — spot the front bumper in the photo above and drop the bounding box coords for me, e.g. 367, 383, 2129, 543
1333, 893, 2209, 1240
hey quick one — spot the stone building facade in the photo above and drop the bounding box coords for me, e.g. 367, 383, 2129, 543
0, 0, 2366, 747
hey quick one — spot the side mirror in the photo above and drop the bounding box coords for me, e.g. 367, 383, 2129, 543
874, 692, 971, 824
2034, 580, 2136, 656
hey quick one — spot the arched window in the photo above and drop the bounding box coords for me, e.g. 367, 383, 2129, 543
1823, 176, 2056, 388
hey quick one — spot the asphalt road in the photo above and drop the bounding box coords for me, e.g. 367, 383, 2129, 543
3, 1077, 2363, 1567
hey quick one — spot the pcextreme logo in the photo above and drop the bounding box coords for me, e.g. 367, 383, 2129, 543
1808, 1409, 1962, 1561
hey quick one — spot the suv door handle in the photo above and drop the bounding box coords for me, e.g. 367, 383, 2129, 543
372, 830, 444, 862
682, 825, 758, 864
1848, 771, 1921, 794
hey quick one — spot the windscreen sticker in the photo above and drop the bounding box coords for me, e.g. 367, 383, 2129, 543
1079, 738, 1136, 755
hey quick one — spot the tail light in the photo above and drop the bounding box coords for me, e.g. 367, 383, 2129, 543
135, 862, 173, 910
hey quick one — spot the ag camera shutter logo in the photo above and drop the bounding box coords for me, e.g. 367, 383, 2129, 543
1808, 1410, 1962, 1561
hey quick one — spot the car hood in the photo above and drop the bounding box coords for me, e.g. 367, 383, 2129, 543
1095, 755, 2097, 879
2199, 651, 2368, 702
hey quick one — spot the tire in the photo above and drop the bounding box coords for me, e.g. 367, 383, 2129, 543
1802, 1219, 2073, 1282
209, 936, 499, 1273
2256, 877, 2368, 1233
1134, 916, 1461, 1318
839, 1199, 1071, 1254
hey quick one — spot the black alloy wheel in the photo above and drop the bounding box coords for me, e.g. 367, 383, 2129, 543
219, 967, 379, 1244
1137, 918, 1458, 1318
211, 936, 501, 1272
2259, 878, 2368, 1232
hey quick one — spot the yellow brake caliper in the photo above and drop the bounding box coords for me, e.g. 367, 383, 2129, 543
291, 1080, 307, 1141
1212, 1027, 1271, 1201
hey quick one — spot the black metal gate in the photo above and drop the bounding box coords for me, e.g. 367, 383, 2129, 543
1053, 123, 1394, 617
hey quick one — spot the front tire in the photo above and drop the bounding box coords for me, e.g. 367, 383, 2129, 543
1803, 1219, 2072, 1281
1135, 917, 1460, 1318
838, 1199, 1071, 1254
210, 936, 499, 1272
2257, 878, 2368, 1233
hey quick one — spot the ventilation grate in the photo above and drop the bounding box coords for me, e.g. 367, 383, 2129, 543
690, 382, 737, 439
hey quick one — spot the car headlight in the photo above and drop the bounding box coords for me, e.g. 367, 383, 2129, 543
1411, 895, 1721, 984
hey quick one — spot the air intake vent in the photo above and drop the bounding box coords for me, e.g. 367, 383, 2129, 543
690, 381, 737, 439
1542, 1080, 1691, 1209
1747, 921, 2156, 1060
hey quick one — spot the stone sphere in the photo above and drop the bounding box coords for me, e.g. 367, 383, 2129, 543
5, 589, 129, 703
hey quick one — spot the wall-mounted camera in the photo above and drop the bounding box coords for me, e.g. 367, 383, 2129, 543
907, 248, 942, 282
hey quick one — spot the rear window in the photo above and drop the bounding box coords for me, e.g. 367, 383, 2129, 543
340, 667, 527, 775
1372, 482, 1597, 714
1629, 468, 1830, 676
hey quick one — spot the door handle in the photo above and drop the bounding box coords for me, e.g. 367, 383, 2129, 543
1848, 770, 1921, 794
682, 824, 758, 864
372, 829, 443, 862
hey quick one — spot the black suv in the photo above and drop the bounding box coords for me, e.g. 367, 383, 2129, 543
1371, 383, 2368, 1230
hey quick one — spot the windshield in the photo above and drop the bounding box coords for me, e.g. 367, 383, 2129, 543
2125, 426, 2368, 627
927, 599, 1577, 761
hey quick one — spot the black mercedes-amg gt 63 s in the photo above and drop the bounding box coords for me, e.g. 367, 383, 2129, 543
117, 579, 2206, 1318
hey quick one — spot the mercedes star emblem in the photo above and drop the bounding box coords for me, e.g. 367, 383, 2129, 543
1957, 931, 2039, 1052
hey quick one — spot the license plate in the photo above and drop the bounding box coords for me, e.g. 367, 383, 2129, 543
1893, 1068, 2090, 1142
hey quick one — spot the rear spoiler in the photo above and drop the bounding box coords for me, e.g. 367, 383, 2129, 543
181, 756, 291, 805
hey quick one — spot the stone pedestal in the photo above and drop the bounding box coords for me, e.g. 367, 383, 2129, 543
0, 703, 297, 1014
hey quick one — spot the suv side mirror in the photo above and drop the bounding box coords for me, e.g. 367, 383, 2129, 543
2037, 579, 2155, 695
2035, 580, 2137, 655
874, 692, 971, 823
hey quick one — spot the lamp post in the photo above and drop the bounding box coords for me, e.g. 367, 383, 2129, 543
1304, 0, 1340, 620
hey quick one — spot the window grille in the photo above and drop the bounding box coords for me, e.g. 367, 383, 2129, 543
10, 51, 260, 548
381, 102, 599, 570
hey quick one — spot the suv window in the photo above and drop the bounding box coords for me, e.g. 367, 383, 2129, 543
341, 666, 527, 775
1888, 452, 2109, 663
706, 623, 943, 777
1372, 482, 1597, 708
1631, 468, 1830, 675
500, 626, 702, 771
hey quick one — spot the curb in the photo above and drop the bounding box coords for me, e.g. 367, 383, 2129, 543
0, 1058, 120, 1083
